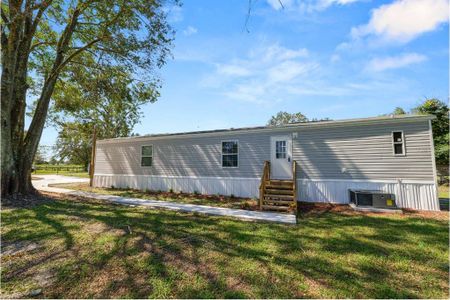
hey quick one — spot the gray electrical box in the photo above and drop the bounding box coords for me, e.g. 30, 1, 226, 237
349, 189, 397, 209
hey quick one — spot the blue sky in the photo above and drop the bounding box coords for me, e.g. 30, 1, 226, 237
39, 0, 448, 149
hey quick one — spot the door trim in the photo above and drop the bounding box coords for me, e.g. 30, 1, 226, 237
270, 135, 293, 179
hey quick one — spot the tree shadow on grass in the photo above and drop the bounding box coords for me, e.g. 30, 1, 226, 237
1, 197, 448, 298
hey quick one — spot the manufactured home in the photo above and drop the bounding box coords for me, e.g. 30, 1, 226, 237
93, 114, 440, 211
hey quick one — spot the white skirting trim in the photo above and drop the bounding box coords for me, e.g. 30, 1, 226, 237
297, 179, 439, 211
93, 174, 260, 198
93, 175, 439, 211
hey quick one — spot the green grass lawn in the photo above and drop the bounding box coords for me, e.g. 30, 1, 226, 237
1, 195, 448, 298
51, 183, 259, 210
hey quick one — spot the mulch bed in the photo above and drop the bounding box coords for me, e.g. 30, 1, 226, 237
298, 202, 351, 215
298, 201, 449, 220
105, 187, 260, 211
401, 208, 449, 221
131, 188, 255, 202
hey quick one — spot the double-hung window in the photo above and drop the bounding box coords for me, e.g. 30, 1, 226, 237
141, 145, 153, 167
222, 141, 238, 168
392, 131, 405, 155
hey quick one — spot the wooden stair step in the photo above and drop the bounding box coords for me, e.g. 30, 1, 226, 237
259, 160, 298, 212
268, 179, 293, 182
265, 185, 293, 191
265, 188, 294, 195
264, 194, 294, 200
262, 199, 294, 205
266, 179, 293, 184
266, 182, 293, 187
261, 205, 290, 211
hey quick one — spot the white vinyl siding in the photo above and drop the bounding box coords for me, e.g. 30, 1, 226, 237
95, 119, 434, 182
292, 122, 433, 181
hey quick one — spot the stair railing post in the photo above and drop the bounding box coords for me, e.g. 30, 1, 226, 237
292, 160, 297, 212
259, 161, 270, 210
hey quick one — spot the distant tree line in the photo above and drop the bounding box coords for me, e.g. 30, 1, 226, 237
267, 111, 331, 127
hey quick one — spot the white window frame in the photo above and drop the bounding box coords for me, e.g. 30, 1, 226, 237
275, 140, 287, 159
392, 131, 406, 156
141, 145, 153, 167
221, 140, 239, 168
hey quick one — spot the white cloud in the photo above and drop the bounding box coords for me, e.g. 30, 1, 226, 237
182, 26, 198, 36
216, 64, 252, 77
330, 54, 341, 63
266, 0, 362, 12
200, 43, 319, 104
268, 60, 319, 82
261, 44, 309, 61
315, 0, 363, 10
266, 0, 294, 10
352, 0, 449, 44
196, 43, 423, 108
366, 53, 427, 72
223, 82, 269, 104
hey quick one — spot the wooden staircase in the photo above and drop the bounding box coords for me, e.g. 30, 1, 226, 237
259, 161, 297, 212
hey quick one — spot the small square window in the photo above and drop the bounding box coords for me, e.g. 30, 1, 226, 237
394, 143, 403, 155
141, 156, 152, 167
142, 146, 153, 156
393, 132, 403, 143
222, 155, 238, 167
222, 141, 238, 154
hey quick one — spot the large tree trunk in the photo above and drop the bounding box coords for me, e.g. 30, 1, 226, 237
1, 61, 36, 195
1, 2, 26, 196
1, 68, 61, 196
1, 2, 81, 196
2, 2, 39, 196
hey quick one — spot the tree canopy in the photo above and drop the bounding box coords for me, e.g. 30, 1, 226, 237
413, 99, 449, 166
267, 111, 308, 126
51, 61, 158, 167
267, 111, 330, 126
392, 107, 406, 115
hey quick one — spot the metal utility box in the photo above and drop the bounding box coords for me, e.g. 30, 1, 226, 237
349, 189, 397, 209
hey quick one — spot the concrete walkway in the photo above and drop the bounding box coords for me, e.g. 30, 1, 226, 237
32, 174, 90, 193
32, 175, 297, 224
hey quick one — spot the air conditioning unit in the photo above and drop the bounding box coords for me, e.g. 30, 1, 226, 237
349, 189, 397, 209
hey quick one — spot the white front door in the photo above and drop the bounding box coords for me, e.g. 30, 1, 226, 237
270, 135, 293, 179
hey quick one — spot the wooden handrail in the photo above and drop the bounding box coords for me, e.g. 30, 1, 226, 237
259, 161, 270, 210
292, 160, 297, 211
292, 160, 297, 212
